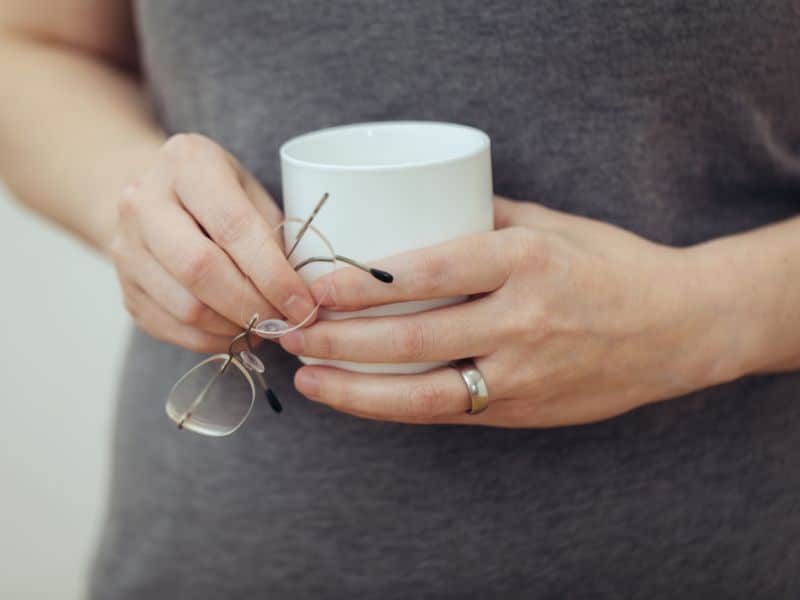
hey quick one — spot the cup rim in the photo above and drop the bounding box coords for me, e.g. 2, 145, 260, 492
279, 120, 490, 172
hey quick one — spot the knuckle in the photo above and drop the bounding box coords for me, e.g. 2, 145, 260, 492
117, 185, 142, 219
162, 132, 210, 162
404, 382, 446, 419
162, 133, 190, 160
509, 227, 552, 270
108, 234, 127, 264
412, 251, 452, 294
315, 329, 336, 359
304, 326, 335, 358
177, 298, 208, 325
393, 321, 428, 361
180, 246, 214, 288
214, 205, 252, 247
509, 302, 551, 339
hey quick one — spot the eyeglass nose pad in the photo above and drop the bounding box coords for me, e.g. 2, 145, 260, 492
239, 350, 265, 373
252, 318, 291, 339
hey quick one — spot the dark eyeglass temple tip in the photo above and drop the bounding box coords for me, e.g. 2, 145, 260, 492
266, 388, 283, 413
370, 268, 394, 283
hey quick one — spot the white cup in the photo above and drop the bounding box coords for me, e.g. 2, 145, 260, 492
279, 121, 493, 374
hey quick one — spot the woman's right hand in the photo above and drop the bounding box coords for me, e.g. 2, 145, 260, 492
108, 133, 316, 353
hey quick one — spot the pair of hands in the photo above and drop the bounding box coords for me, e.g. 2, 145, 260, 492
111, 134, 736, 428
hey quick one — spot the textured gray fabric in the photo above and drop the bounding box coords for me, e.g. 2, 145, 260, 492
89, 1, 800, 598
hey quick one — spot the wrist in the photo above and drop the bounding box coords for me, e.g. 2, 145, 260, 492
92, 133, 164, 255
676, 239, 768, 387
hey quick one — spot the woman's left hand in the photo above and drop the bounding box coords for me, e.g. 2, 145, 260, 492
279, 196, 742, 427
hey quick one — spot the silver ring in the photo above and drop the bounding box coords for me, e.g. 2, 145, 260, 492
451, 358, 489, 415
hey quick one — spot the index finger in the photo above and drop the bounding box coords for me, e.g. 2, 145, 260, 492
310, 229, 514, 312
164, 134, 316, 323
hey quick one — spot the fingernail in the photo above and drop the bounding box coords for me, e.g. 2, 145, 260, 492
280, 330, 305, 354
284, 294, 316, 323
295, 368, 320, 397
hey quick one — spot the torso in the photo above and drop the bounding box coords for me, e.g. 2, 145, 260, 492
89, 2, 800, 597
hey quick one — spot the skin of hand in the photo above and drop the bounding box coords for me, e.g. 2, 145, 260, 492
109, 133, 317, 353
4, 3, 798, 407
278, 196, 776, 428
1, 4, 316, 354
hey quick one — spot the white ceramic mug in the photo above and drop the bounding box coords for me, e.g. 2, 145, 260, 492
279, 121, 493, 374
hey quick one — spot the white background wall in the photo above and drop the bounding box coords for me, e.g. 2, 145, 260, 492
0, 185, 127, 600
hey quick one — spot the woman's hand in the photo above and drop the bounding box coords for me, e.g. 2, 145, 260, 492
109, 133, 316, 353
279, 197, 745, 427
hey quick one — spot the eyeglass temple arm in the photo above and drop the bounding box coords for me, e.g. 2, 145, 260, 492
254, 371, 282, 413
235, 327, 283, 413
223, 324, 283, 412
293, 255, 394, 283
177, 357, 282, 428
286, 192, 329, 260
284, 193, 392, 283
